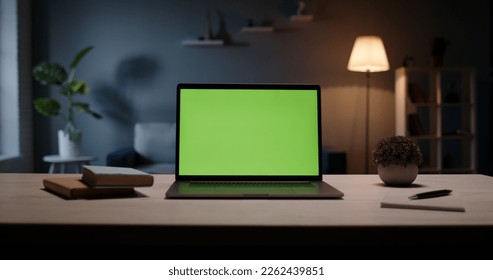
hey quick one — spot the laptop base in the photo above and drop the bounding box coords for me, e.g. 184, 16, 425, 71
165, 181, 344, 199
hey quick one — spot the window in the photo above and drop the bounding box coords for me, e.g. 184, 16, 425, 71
0, 0, 32, 172
0, 0, 20, 160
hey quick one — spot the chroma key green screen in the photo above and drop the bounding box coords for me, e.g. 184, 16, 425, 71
178, 87, 320, 176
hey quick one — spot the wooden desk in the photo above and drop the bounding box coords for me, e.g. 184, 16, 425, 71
1, 173, 493, 259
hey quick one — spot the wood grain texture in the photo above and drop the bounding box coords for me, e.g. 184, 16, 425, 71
1, 174, 493, 227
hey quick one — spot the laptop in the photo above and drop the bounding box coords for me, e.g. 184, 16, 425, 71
165, 83, 344, 199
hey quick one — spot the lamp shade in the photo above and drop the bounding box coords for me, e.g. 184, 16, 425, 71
347, 36, 389, 72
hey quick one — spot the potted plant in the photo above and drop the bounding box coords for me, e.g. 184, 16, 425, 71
33, 46, 102, 158
372, 135, 423, 186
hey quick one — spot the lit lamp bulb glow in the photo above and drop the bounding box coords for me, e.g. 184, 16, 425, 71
347, 36, 389, 73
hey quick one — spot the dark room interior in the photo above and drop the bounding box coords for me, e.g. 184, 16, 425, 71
2, 0, 489, 175
1, 0, 493, 261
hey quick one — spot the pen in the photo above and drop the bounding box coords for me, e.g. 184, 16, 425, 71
409, 189, 452, 200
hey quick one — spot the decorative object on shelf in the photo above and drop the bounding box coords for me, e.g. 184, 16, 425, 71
430, 36, 449, 67
373, 135, 423, 186
296, 1, 306, 15
215, 10, 232, 44
33, 46, 102, 158
205, 10, 214, 40
182, 10, 235, 47
347, 35, 390, 173
241, 19, 274, 33
402, 55, 415, 67
290, 1, 314, 21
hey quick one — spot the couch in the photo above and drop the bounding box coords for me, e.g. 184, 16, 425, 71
106, 122, 176, 174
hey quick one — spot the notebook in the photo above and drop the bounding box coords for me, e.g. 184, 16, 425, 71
165, 83, 344, 199
381, 192, 465, 212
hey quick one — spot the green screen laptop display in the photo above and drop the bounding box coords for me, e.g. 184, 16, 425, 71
177, 84, 321, 179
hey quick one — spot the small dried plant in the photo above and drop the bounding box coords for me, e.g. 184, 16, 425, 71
373, 135, 423, 167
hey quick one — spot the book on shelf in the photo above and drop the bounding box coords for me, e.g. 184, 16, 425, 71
82, 165, 154, 188
408, 113, 425, 136
43, 177, 136, 200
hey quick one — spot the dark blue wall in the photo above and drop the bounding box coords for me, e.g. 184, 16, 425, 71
32, 0, 491, 174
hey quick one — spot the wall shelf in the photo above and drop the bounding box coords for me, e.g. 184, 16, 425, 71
289, 14, 314, 22
181, 40, 224, 47
241, 26, 274, 33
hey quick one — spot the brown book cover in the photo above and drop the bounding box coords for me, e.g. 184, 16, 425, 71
43, 177, 136, 199
81, 165, 154, 187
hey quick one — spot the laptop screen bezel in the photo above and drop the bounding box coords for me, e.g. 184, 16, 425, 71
175, 83, 323, 181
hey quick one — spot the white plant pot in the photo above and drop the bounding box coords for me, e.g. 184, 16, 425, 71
377, 164, 418, 186
58, 130, 81, 158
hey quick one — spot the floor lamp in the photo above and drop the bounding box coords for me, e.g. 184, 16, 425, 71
347, 35, 389, 174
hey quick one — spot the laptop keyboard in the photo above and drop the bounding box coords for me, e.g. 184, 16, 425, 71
187, 182, 316, 194
190, 182, 313, 187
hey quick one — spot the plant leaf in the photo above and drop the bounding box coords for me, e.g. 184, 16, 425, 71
73, 102, 102, 119
33, 98, 60, 117
90, 111, 103, 119
62, 80, 89, 95
70, 46, 93, 69
32, 62, 67, 85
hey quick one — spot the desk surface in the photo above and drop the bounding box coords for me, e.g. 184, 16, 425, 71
1, 173, 493, 226
2, 173, 493, 258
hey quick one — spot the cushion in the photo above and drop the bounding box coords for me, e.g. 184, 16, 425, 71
106, 147, 137, 167
134, 122, 175, 163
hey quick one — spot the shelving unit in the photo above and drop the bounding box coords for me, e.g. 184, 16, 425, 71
395, 67, 476, 173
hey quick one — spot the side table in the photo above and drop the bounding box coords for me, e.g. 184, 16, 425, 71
43, 155, 97, 174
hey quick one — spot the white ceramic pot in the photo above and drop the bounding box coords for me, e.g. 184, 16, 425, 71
377, 164, 418, 186
58, 130, 81, 158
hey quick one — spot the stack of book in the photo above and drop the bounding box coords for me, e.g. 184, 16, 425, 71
43, 165, 154, 199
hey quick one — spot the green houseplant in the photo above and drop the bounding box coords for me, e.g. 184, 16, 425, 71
373, 135, 423, 186
33, 46, 102, 157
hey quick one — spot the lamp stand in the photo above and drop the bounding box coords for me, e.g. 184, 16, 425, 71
347, 36, 389, 174
365, 70, 370, 174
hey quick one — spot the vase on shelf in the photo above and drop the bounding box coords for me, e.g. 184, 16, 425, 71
58, 130, 81, 158
430, 55, 444, 67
